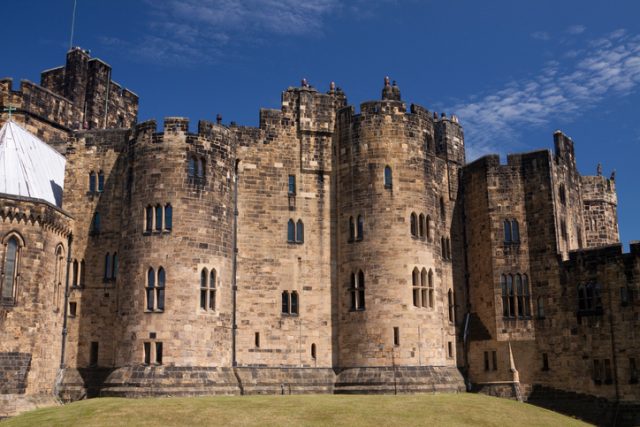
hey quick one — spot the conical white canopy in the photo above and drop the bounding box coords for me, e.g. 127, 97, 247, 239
0, 120, 66, 207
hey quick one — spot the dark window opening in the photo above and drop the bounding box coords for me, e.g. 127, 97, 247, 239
393, 327, 400, 346
349, 270, 365, 311
311, 343, 317, 360
542, 353, 549, 371
287, 219, 295, 242
145, 206, 153, 233
296, 220, 304, 243
281, 291, 289, 314
349, 217, 355, 242
91, 212, 101, 235
255, 332, 260, 348
578, 283, 604, 316
484, 351, 490, 371
410, 213, 418, 237
97, 171, 104, 192
69, 301, 77, 317
155, 205, 163, 231
504, 219, 520, 244
356, 215, 364, 241
447, 341, 453, 358
492, 350, 498, 371
144, 342, 151, 365
89, 342, 99, 367
165, 204, 172, 231
89, 172, 96, 193
155, 342, 163, 365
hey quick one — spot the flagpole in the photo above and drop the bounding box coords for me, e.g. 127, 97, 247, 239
69, 0, 77, 50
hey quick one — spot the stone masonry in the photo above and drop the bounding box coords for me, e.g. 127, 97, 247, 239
1, 49, 639, 424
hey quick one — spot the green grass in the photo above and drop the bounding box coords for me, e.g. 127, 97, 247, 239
2, 394, 590, 427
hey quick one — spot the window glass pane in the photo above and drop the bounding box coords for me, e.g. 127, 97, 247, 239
282, 291, 289, 314
112, 254, 118, 278
165, 205, 172, 230
2, 238, 18, 299
384, 166, 392, 187
287, 220, 295, 242
201, 269, 207, 288
504, 220, 511, 242
296, 220, 304, 243
291, 292, 298, 314
357, 216, 364, 240
188, 157, 195, 177
210, 270, 216, 288
155, 206, 163, 231
146, 207, 153, 232
512, 220, 520, 242
89, 173, 96, 192
98, 172, 104, 192
288, 175, 296, 194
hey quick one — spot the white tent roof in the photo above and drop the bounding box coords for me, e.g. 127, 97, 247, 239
0, 120, 66, 207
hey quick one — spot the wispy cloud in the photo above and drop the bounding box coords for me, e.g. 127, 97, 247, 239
567, 24, 586, 35
102, 0, 343, 65
531, 31, 551, 41
451, 30, 640, 160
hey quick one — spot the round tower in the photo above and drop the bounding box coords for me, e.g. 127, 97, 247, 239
110, 117, 237, 390
335, 79, 463, 389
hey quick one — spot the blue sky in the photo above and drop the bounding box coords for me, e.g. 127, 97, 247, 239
4, 0, 640, 246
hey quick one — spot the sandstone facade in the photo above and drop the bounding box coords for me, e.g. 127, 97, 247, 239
1, 49, 638, 423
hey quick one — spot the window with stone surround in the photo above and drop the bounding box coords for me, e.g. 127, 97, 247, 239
542, 353, 549, 371
287, 219, 304, 244
165, 204, 173, 231
200, 268, 216, 311
146, 267, 166, 312
89, 171, 96, 193
54, 245, 64, 308
97, 170, 104, 193
72, 259, 79, 287
357, 215, 364, 241
155, 205, 163, 231
188, 155, 206, 186
311, 343, 317, 360
349, 270, 365, 311
349, 216, 355, 242
504, 219, 520, 244
426, 215, 432, 240
288, 175, 296, 195
296, 220, 304, 243
410, 213, 418, 237
90, 212, 101, 235
1, 235, 21, 305
440, 197, 446, 221
419, 214, 425, 237
145, 206, 153, 233
501, 273, 531, 319
144, 342, 151, 365
578, 283, 603, 316
448, 289, 455, 323
281, 290, 299, 316
384, 166, 393, 189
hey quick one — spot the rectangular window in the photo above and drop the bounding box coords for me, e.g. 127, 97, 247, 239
605, 359, 613, 384
593, 359, 602, 384
484, 351, 490, 371
288, 175, 296, 195
144, 342, 151, 365
255, 332, 260, 348
542, 353, 549, 371
492, 351, 498, 371
393, 327, 400, 346
447, 341, 453, 358
69, 302, 77, 317
155, 342, 163, 365
89, 342, 99, 367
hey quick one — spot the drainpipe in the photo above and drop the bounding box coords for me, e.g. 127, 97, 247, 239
59, 233, 73, 370
231, 160, 240, 368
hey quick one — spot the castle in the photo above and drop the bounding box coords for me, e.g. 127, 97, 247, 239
0, 48, 638, 423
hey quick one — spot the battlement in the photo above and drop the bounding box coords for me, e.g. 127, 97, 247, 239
581, 175, 617, 205
133, 117, 234, 145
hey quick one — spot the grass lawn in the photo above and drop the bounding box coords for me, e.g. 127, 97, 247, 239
2, 393, 590, 427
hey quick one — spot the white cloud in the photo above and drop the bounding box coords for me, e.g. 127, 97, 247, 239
108, 0, 344, 64
567, 25, 586, 35
451, 30, 640, 160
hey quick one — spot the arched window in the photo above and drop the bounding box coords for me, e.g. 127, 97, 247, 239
80, 259, 85, 287
350, 270, 365, 311
155, 205, 163, 231
428, 269, 434, 308
523, 274, 531, 317
98, 170, 105, 192
349, 217, 355, 242
104, 252, 111, 280
200, 268, 208, 310
112, 253, 118, 279
412, 268, 420, 307
384, 166, 392, 189
440, 197, 446, 221
91, 212, 101, 234
296, 220, 304, 243
287, 219, 295, 243
311, 343, 317, 360
426, 215, 432, 240
157, 267, 166, 311
209, 269, 216, 311
291, 291, 299, 315
89, 172, 96, 193
72, 259, 79, 287
410, 213, 418, 237
145, 206, 153, 233
1, 237, 19, 302
448, 289, 455, 323
54, 245, 64, 310
165, 204, 173, 231
357, 215, 364, 241
146, 268, 155, 311
418, 214, 425, 237
188, 156, 196, 177
420, 268, 428, 308
537, 296, 545, 318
